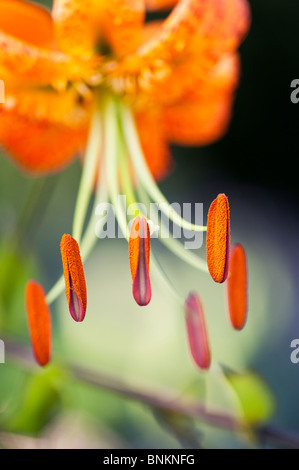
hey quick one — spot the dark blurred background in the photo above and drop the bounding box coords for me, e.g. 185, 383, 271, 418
166, 0, 299, 437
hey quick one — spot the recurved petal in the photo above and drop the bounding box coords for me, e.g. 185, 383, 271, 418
0, 0, 55, 49
163, 96, 234, 147
162, 62, 239, 146
210, 0, 251, 55
135, 108, 173, 181
52, 0, 96, 57
25, 280, 51, 367
3, 86, 93, 127
0, 0, 97, 88
160, 53, 240, 145
154, 51, 240, 106
129, 216, 151, 306
0, 108, 88, 173
60, 234, 87, 322
99, 0, 145, 57
0, 30, 80, 88
116, 0, 249, 89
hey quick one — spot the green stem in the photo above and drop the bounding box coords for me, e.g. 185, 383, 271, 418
72, 111, 102, 245
120, 105, 207, 233
5, 338, 299, 449
113, 113, 185, 305
105, 99, 128, 239
46, 111, 107, 305
137, 185, 208, 274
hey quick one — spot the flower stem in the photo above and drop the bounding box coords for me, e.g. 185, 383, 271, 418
5, 338, 299, 449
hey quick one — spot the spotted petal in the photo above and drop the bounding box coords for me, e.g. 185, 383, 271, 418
0, 108, 88, 173
99, 0, 145, 57
115, 0, 250, 93
52, 0, 97, 57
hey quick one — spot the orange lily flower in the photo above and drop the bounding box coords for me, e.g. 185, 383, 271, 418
0, 0, 250, 178
0, 0, 251, 369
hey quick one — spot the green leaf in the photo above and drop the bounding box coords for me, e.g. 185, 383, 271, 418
8, 365, 67, 434
225, 370, 275, 425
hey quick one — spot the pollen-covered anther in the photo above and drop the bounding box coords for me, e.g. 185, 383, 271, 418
60, 233, 87, 322
206, 193, 230, 283
226, 243, 248, 330
25, 280, 52, 367
184, 292, 211, 370
129, 216, 152, 306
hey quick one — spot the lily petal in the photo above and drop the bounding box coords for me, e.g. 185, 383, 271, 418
184, 292, 211, 370
117, 0, 250, 81
60, 234, 87, 322
135, 108, 173, 181
25, 280, 51, 367
3, 85, 93, 127
129, 216, 151, 306
99, 0, 145, 57
162, 91, 234, 147
0, 108, 88, 173
226, 243, 248, 330
0, 0, 97, 88
136, 54, 240, 151
206, 193, 230, 283
145, 0, 178, 11
0, 0, 55, 49
52, 0, 96, 57
0, 29, 80, 87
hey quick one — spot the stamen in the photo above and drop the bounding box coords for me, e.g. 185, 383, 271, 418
107, 100, 185, 306
72, 111, 102, 244
129, 216, 152, 306
25, 280, 51, 366
206, 193, 230, 283
60, 234, 87, 322
184, 292, 211, 370
120, 105, 207, 233
105, 99, 128, 239
46, 113, 108, 306
226, 243, 248, 330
